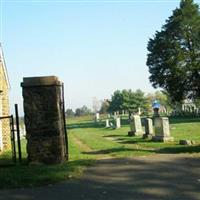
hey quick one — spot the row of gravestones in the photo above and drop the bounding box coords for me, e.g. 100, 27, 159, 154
128, 115, 174, 142
104, 114, 174, 142
105, 117, 121, 129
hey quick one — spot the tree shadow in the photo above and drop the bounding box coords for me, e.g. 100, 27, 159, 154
2, 156, 200, 200
103, 134, 127, 138
0, 158, 95, 189
157, 145, 200, 154
169, 117, 200, 124
82, 147, 154, 155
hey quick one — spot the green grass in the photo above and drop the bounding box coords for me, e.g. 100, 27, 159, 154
67, 116, 200, 158
0, 135, 95, 189
0, 115, 199, 189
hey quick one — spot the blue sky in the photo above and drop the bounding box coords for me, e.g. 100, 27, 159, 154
1, 0, 199, 114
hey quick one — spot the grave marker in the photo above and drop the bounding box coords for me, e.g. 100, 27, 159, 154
128, 115, 143, 136
152, 117, 174, 142
143, 118, 154, 139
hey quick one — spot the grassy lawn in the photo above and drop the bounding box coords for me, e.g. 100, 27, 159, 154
0, 115, 199, 189
68, 116, 200, 158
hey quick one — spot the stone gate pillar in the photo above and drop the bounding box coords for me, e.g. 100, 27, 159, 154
21, 76, 67, 164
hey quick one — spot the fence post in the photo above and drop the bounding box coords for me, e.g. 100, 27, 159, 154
10, 115, 16, 163
62, 83, 68, 161
15, 104, 22, 163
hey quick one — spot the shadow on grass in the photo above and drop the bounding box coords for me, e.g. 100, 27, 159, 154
169, 117, 200, 124
103, 134, 128, 138
1, 156, 200, 200
82, 144, 200, 156
118, 138, 154, 144
157, 145, 200, 154
82, 147, 154, 155
0, 158, 95, 189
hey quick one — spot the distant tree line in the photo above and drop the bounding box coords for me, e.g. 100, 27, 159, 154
66, 105, 92, 117
66, 90, 174, 117
100, 89, 173, 116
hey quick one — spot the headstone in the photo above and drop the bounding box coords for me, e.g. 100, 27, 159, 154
105, 119, 110, 128
109, 122, 114, 128
115, 117, 121, 129
138, 107, 141, 115
95, 112, 100, 122
21, 76, 68, 164
128, 115, 143, 136
152, 117, 174, 142
143, 118, 154, 139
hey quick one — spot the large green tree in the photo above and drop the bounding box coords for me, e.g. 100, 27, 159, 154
122, 89, 148, 115
147, 0, 200, 103
108, 90, 124, 113
108, 89, 149, 115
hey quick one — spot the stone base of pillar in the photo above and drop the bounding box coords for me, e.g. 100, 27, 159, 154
27, 135, 66, 165
152, 136, 174, 142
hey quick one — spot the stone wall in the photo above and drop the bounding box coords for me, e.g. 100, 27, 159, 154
0, 61, 10, 151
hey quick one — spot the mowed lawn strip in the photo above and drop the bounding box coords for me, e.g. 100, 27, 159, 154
68, 116, 200, 157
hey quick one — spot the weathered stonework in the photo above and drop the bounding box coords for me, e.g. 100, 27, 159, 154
21, 76, 67, 164
105, 119, 110, 128
143, 118, 154, 139
128, 115, 143, 136
152, 117, 174, 142
0, 44, 10, 152
115, 117, 121, 129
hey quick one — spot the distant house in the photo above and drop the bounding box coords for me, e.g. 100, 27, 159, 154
0, 44, 10, 151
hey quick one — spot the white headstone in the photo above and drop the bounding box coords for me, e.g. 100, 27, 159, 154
143, 118, 154, 139
138, 107, 141, 115
128, 115, 143, 136
95, 113, 100, 122
145, 118, 153, 134
115, 117, 121, 129
105, 119, 110, 128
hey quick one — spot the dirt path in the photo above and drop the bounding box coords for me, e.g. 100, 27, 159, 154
72, 135, 92, 152
0, 154, 200, 200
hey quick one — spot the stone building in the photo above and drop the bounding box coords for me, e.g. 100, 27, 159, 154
0, 44, 10, 151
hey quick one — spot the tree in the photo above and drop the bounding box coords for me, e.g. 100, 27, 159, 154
99, 99, 110, 114
122, 89, 149, 115
108, 89, 149, 115
108, 90, 124, 113
66, 108, 75, 117
147, 0, 200, 103
75, 105, 92, 116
